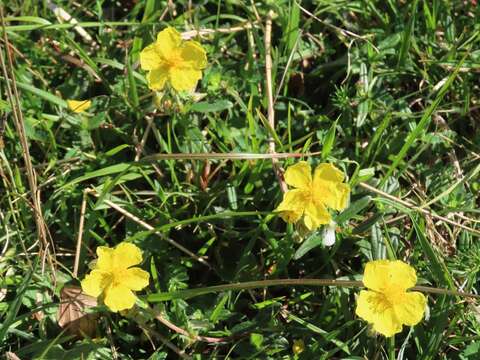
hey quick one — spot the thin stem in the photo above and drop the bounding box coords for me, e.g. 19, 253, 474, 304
148, 279, 363, 301
147, 279, 480, 302
411, 285, 480, 299
388, 336, 395, 360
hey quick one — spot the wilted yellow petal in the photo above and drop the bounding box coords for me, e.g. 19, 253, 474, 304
394, 292, 426, 326
112, 242, 143, 269
363, 260, 417, 292
303, 202, 331, 230
140, 43, 163, 71
67, 99, 91, 113
180, 41, 207, 69
169, 67, 202, 91
123, 268, 150, 291
103, 284, 137, 312
147, 67, 169, 90
81, 270, 109, 297
284, 161, 312, 189
155, 27, 182, 58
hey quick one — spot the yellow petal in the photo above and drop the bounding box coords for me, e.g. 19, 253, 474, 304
81, 270, 110, 297
147, 67, 169, 90
355, 290, 402, 337
312, 164, 350, 211
123, 267, 150, 291
103, 284, 137, 312
284, 161, 312, 189
96, 246, 115, 271
67, 99, 91, 113
155, 27, 182, 58
292, 339, 305, 354
334, 183, 350, 210
112, 242, 143, 269
372, 307, 403, 337
363, 260, 417, 292
179, 40, 207, 69
303, 201, 331, 230
276, 189, 308, 223
394, 292, 426, 326
313, 163, 344, 182
169, 67, 202, 92
356, 290, 381, 324
140, 43, 163, 71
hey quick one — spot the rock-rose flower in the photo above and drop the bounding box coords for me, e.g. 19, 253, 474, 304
355, 260, 427, 337
81, 242, 150, 312
140, 27, 207, 92
276, 161, 350, 230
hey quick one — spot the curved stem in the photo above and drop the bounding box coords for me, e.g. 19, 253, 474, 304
411, 285, 480, 299
148, 279, 363, 301
147, 278, 480, 302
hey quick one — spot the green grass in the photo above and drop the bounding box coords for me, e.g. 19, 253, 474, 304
1, 0, 480, 359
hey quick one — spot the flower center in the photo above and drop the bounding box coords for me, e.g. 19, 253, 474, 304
369, 287, 404, 313
165, 50, 183, 69
105, 268, 128, 288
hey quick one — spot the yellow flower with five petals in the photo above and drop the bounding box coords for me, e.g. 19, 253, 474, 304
355, 260, 427, 337
81, 242, 150, 312
140, 27, 207, 92
276, 161, 350, 230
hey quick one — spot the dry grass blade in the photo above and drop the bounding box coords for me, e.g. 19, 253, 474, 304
359, 182, 480, 236
155, 311, 233, 344
181, 21, 258, 40
0, 6, 53, 273
89, 190, 212, 268
140, 152, 320, 162
264, 10, 287, 193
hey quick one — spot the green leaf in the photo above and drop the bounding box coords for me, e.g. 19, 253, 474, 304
321, 117, 338, 160
250, 333, 264, 350
189, 100, 233, 113
336, 196, 371, 224
61, 163, 133, 189
293, 233, 323, 260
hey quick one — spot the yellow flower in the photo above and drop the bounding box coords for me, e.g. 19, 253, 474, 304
67, 99, 91, 113
355, 260, 427, 337
140, 27, 207, 92
276, 161, 350, 230
81, 242, 150, 312
292, 339, 305, 354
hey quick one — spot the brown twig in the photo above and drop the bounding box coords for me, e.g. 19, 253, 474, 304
135, 116, 154, 162
264, 10, 288, 193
